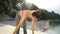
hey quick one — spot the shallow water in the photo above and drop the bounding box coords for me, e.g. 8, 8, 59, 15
26, 21, 60, 34
41, 24, 60, 34
52, 25, 60, 34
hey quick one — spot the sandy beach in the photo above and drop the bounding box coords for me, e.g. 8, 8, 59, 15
0, 23, 48, 34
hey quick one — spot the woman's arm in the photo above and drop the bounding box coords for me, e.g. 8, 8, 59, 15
13, 16, 26, 34
31, 17, 36, 34
31, 21, 35, 34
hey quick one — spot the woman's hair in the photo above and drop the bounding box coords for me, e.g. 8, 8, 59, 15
32, 10, 41, 18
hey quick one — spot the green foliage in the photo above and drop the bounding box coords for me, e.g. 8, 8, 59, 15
0, 0, 60, 19
0, 0, 17, 17
39, 9, 60, 20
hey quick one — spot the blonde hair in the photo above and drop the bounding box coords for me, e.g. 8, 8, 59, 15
32, 9, 41, 14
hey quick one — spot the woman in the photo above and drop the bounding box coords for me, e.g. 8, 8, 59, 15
13, 10, 41, 34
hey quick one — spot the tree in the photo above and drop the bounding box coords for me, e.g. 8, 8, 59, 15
25, 3, 39, 10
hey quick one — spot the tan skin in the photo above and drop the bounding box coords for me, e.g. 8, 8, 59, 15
13, 10, 37, 34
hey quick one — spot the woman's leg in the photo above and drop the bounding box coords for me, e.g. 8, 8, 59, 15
23, 20, 27, 34
15, 12, 21, 34
13, 17, 25, 34
15, 12, 27, 34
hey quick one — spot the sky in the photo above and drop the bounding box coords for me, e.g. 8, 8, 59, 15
26, 0, 60, 15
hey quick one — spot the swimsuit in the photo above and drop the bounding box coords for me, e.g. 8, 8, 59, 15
20, 10, 31, 21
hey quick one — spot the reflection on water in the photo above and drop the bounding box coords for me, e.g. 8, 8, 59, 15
53, 25, 60, 34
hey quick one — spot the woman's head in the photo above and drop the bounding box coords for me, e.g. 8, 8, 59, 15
32, 10, 41, 18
